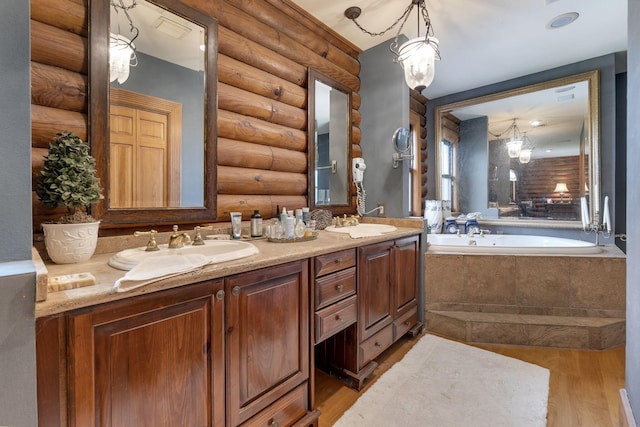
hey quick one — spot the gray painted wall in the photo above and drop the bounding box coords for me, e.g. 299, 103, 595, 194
627, 0, 639, 421
458, 117, 489, 215
360, 38, 410, 218
426, 54, 622, 242
0, 1, 38, 425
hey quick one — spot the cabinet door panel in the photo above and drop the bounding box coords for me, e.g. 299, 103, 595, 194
358, 241, 394, 341
226, 260, 309, 426
68, 281, 223, 427
393, 236, 419, 315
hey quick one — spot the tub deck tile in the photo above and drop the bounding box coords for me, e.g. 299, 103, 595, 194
426, 310, 625, 350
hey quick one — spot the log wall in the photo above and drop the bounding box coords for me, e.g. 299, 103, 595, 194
30, 0, 363, 230
517, 156, 582, 216
410, 89, 428, 211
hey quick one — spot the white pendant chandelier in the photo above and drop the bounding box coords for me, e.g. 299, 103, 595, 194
344, 0, 441, 90
109, 33, 137, 84
500, 118, 523, 159
110, 0, 139, 84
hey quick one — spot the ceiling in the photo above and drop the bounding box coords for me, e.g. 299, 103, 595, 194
289, 0, 628, 99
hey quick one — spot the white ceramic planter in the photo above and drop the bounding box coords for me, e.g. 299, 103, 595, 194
42, 221, 100, 264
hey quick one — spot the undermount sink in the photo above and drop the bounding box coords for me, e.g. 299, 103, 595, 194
108, 240, 259, 271
324, 223, 397, 237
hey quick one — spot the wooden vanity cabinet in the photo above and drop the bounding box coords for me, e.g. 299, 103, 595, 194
316, 235, 420, 390
67, 280, 225, 427
225, 260, 316, 427
37, 260, 319, 427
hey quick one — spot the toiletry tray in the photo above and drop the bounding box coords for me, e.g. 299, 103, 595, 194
267, 232, 318, 243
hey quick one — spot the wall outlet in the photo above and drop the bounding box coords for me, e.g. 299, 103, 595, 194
377, 203, 385, 217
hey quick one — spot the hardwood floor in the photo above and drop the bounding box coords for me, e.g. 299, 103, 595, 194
315, 332, 625, 427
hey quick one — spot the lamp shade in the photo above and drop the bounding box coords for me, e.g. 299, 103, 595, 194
518, 148, 532, 164
397, 37, 439, 89
506, 138, 523, 158
553, 183, 569, 193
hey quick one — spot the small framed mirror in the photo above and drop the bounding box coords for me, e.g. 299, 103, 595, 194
308, 69, 352, 213
393, 127, 411, 153
392, 127, 414, 168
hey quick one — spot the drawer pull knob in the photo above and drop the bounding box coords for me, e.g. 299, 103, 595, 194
269, 421, 279, 427
215, 290, 225, 301
336, 258, 344, 264
374, 341, 381, 347
336, 284, 344, 292
404, 320, 411, 326
232, 286, 241, 297
336, 314, 345, 322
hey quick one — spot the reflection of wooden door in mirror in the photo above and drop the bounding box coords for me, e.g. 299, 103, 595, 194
109, 88, 181, 208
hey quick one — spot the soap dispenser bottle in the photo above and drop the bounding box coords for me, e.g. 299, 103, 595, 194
250, 210, 262, 237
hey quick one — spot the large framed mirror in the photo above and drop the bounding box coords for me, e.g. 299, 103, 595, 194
435, 70, 600, 225
90, 0, 217, 226
307, 69, 352, 215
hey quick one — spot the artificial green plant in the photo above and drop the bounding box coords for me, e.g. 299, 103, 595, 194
36, 131, 103, 223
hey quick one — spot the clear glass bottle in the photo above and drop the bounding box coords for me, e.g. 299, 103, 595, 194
294, 216, 306, 238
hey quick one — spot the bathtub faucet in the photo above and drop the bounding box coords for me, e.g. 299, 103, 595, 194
585, 211, 611, 246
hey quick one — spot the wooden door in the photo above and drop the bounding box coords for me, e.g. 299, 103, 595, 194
392, 235, 419, 315
358, 241, 394, 341
67, 280, 225, 427
109, 88, 182, 208
225, 260, 310, 427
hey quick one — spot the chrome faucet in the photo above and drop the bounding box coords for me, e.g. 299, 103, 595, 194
168, 225, 192, 248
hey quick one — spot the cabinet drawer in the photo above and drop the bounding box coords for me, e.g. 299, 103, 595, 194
315, 267, 356, 309
393, 306, 418, 340
315, 249, 356, 277
315, 295, 357, 344
359, 324, 393, 368
240, 382, 308, 427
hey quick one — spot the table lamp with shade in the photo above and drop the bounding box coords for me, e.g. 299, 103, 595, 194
553, 182, 569, 203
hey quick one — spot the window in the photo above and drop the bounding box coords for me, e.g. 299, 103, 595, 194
440, 139, 455, 209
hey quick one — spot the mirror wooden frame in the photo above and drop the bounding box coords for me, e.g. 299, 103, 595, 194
90, 0, 218, 227
434, 70, 600, 225
307, 68, 353, 215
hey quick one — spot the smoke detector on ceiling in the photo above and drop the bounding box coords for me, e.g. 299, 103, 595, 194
546, 12, 579, 29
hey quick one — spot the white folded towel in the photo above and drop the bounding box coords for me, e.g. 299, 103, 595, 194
113, 253, 211, 293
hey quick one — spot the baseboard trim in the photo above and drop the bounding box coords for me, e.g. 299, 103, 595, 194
620, 389, 638, 427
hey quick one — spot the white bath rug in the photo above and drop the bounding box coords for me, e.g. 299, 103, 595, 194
333, 334, 549, 427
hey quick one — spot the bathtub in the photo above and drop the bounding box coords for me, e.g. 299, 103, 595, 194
427, 233, 602, 255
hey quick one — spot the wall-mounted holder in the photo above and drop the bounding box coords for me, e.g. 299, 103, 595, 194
316, 159, 337, 173
392, 152, 414, 168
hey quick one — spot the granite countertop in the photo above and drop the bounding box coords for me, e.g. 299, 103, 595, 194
36, 218, 425, 318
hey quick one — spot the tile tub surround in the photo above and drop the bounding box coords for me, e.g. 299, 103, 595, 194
425, 246, 626, 349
